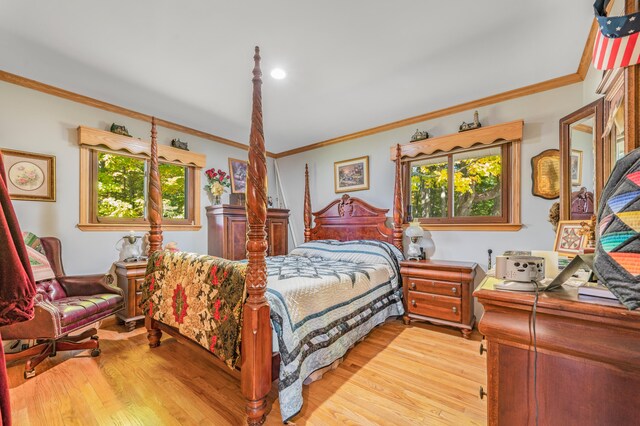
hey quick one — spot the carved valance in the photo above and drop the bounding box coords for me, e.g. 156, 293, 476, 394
390, 120, 524, 161
77, 126, 206, 168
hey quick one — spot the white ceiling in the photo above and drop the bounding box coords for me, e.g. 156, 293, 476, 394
0, 1, 593, 153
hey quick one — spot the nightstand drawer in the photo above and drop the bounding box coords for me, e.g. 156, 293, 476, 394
408, 291, 461, 322
134, 277, 145, 292
406, 277, 461, 297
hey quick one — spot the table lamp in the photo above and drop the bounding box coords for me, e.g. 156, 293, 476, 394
405, 220, 425, 260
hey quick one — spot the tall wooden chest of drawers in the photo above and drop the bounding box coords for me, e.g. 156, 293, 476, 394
206, 205, 290, 260
400, 259, 484, 338
114, 260, 147, 331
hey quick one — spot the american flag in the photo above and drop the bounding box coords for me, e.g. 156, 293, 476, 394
592, 0, 640, 70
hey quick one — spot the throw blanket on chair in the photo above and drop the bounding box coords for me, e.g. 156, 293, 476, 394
0, 151, 37, 426
140, 251, 247, 369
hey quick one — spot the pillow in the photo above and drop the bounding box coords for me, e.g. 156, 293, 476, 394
22, 232, 55, 282
594, 147, 640, 309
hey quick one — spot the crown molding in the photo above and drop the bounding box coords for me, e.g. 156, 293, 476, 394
275, 74, 581, 158
0, 70, 277, 158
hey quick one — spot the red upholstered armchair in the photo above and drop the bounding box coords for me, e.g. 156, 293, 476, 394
0, 237, 124, 379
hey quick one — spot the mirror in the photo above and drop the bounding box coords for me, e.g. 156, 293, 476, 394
559, 99, 604, 221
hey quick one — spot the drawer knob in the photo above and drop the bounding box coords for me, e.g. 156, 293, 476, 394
452, 306, 458, 314
411, 300, 416, 307
410, 282, 416, 290
451, 287, 457, 294
480, 343, 486, 355
479, 386, 487, 400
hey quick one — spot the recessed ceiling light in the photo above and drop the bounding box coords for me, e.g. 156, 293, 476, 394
270, 68, 286, 80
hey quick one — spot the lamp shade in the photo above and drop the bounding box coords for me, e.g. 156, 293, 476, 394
405, 220, 425, 238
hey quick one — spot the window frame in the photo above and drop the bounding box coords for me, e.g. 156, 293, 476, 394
395, 120, 522, 231
78, 126, 203, 232
407, 144, 511, 225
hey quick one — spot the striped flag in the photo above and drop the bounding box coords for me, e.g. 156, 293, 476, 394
592, 0, 640, 70
593, 31, 640, 70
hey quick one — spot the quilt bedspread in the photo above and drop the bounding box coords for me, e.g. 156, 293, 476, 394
266, 240, 405, 421
140, 251, 247, 369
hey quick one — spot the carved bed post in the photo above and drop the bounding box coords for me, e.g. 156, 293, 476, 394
241, 46, 272, 426
393, 144, 404, 251
146, 116, 163, 348
304, 164, 312, 243
148, 117, 163, 254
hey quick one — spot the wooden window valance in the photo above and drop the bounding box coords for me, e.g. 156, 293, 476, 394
389, 120, 523, 162
78, 126, 206, 168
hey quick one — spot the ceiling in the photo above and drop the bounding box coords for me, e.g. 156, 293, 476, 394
0, 1, 593, 153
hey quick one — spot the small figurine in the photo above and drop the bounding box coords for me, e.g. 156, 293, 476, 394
171, 138, 189, 150
548, 202, 560, 232
578, 215, 597, 248
410, 129, 430, 142
110, 123, 131, 137
267, 196, 274, 208
459, 110, 482, 132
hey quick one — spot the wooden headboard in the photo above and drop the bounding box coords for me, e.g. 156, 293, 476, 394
303, 158, 404, 251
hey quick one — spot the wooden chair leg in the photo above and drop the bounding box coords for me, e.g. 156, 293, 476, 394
25, 341, 55, 377
60, 328, 98, 343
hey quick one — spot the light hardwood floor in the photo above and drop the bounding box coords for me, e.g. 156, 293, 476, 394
7, 319, 487, 425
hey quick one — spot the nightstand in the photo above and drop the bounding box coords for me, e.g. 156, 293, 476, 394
114, 261, 147, 331
400, 259, 484, 338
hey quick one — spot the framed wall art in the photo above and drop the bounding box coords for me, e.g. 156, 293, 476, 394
1, 148, 56, 201
553, 220, 588, 257
228, 158, 248, 193
531, 149, 560, 199
334, 156, 369, 193
571, 149, 583, 186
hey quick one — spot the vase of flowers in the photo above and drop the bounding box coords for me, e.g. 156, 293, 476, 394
204, 168, 231, 205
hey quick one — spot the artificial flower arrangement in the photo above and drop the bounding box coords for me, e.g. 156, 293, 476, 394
204, 168, 231, 202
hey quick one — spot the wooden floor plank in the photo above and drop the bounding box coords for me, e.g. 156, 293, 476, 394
7, 318, 486, 425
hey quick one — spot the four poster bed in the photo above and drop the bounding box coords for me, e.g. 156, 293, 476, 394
140, 47, 405, 425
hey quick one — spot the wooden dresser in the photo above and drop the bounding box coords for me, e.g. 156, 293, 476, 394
475, 278, 640, 425
206, 205, 289, 260
114, 261, 147, 331
400, 259, 484, 338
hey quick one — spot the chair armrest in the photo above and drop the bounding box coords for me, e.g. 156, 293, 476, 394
58, 275, 124, 298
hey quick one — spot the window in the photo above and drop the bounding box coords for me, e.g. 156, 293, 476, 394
92, 151, 193, 224
78, 126, 204, 231
409, 145, 509, 224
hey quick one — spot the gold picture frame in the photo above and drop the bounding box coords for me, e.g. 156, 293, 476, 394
553, 220, 588, 257
531, 149, 560, 199
334, 156, 369, 193
228, 157, 248, 193
1, 148, 56, 202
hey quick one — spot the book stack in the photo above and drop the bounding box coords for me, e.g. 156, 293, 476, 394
578, 282, 618, 300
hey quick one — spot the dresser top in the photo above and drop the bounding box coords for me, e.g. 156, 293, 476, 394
400, 259, 479, 272
474, 276, 640, 323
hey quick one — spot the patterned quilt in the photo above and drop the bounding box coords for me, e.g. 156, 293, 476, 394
140, 240, 404, 422
266, 240, 404, 421
140, 251, 247, 369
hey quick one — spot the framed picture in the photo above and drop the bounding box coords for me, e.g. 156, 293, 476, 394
334, 156, 369, 193
531, 149, 560, 199
570, 149, 583, 186
1, 149, 56, 201
553, 220, 588, 257
228, 158, 248, 193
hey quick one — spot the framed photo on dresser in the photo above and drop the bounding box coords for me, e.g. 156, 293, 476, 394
334, 155, 369, 193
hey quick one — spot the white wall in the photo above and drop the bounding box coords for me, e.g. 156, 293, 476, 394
276, 83, 586, 271
0, 81, 275, 275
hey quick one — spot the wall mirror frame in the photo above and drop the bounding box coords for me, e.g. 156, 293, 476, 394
559, 98, 604, 221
